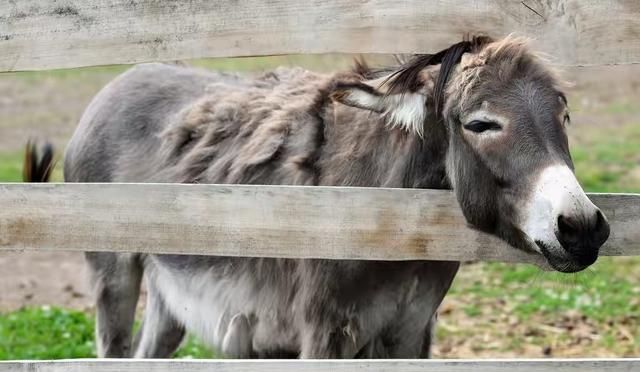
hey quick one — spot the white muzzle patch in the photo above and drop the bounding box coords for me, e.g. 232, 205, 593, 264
521, 164, 598, 254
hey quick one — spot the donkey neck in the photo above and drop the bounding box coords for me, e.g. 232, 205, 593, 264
318, 102, 450, 190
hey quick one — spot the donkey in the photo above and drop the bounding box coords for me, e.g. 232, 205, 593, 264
61, 36, 610, 359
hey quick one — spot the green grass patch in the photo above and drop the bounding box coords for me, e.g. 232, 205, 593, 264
603, 101, 636, 115
0, 307, 214, 360
570, 123, 640, 193
0, 307, 94, 359
440, 256, 640, 356
174, 336, 218, 359
450, 257, 640, 322
0, 152, 23, 182
0, 151, 63, 182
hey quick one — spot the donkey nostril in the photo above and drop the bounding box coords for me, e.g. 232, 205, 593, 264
555, 210, 610, 264
593, 209, 610, 246
594, 210, 605, 230
557, 214, 577, 236
556, 213, 587, 252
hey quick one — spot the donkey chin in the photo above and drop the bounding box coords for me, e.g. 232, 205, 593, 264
520, 164, 610, 273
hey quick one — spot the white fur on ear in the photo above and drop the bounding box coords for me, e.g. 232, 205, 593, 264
382, 93, 427, 138
333, 85, 428, 137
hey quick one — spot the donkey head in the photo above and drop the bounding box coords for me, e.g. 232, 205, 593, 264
331, 36, 610, 273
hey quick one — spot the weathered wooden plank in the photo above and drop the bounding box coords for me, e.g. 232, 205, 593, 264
1, 359, 640, 372
0, 184, 638, 264
1, 0, 640, 72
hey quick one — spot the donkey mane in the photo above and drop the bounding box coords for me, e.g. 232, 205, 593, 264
384, 36, 493, 117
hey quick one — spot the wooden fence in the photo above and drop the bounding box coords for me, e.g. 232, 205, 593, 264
2, 358, 640, 372
2, 0, 640, 71
1, 0, 640, 371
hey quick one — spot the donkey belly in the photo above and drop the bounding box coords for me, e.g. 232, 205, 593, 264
147, 256, 299, 354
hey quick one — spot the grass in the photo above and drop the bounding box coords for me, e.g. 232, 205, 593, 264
0, 152, 23, 182
571, 122, 640, 193
0, 307, 94, 359
0, 307, 214, 359
452, 259, 640, 322
437, 257, 640, 357
0, 149, 63, 182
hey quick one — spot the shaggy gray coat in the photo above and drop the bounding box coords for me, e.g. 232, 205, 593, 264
65, 63, 456, 359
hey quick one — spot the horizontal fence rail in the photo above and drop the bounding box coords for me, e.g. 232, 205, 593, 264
0, 183, 638, 265
2, 0, 640, 71
2, 359, 640, 372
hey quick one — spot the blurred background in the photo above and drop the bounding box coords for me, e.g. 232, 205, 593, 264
0, 56, 638, 359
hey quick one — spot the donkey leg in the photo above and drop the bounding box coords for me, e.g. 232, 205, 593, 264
133, 281, 185, 358
221, 313, 254, 358
384, 262, 459, 358
420, 313, 437, 358
354, 337, 387, 358
299, 325, 362, 358
86, 252, 143, 357
378, 314, 432, 358
418, 262, 459, 358
299, 309, 373, 359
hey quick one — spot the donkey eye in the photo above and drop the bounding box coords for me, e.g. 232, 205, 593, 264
463, 120, 502, 133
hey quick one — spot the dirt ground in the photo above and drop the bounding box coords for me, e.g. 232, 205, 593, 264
0, 251, 93, 311
1, 59, 639, 357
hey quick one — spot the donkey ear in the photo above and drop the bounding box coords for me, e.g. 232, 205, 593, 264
331, 82, 428, 136
330, 82, 386, 113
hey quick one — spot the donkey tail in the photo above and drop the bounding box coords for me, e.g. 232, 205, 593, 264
23, 140, 55, 182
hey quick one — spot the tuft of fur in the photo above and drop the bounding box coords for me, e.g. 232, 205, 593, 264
446, 34, 569, 116
384, 35, 493, 118
381, 93, 427, 138
23, 140, 55, 182
160, 67, 336, 185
